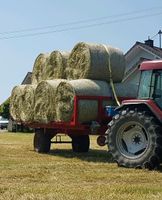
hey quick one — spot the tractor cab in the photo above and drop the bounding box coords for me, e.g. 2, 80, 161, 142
138, 60, 162, 109
119, 60, 162, 122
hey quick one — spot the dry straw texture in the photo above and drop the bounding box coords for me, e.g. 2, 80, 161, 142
31, 53, 50, 84
55, 79, 111, 123
10, 85, 36, 122
66, 42, 125, 82
31, 51, 69, 85
20, 84, 36, 123
43, 51, 70, 80
10, 85, 26, 121
10, 85, 25, 121
34, 79, 66, 123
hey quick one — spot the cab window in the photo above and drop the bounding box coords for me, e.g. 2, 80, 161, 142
153, 70, 162, 109
138, 70, 153, 99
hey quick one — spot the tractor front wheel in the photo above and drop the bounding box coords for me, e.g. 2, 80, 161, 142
107, 110, 162, 169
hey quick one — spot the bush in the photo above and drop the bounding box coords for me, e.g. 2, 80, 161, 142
0, 98, 10, 119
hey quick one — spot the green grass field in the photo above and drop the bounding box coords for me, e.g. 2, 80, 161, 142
1, 132, 162, 200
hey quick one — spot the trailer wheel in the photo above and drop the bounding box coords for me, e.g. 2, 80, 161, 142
107, 110, 162, 170
33, 129, 51, 153
72, 135, 90, 153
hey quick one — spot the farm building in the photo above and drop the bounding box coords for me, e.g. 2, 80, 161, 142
119, 39, 162, 97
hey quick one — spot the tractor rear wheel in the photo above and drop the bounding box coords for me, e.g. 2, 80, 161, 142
107, 110, 162, 169
72, 135, 90, 153
33, 129, 51, 153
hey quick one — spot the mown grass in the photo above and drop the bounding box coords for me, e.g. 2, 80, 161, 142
0, 132, 162, 200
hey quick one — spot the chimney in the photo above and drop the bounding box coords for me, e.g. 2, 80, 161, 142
144, 39, 154, 47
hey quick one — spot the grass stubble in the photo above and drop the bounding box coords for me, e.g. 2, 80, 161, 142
0, 132, 162, 200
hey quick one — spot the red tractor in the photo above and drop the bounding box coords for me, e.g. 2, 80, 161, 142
107, 60, 162, 170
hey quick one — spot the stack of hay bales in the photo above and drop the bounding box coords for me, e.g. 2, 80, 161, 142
10, 42, 127, 124
10, 49, 70, 123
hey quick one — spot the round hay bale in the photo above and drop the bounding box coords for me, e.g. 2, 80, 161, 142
55, 79, 111, 123
114, 82, 138, 98
43, 51, 70, 80
10, 85, 26, 121
66, 42, 125, 82
20, 84, 36, 123
34, 79, 66, 123
31, 53, 50, 84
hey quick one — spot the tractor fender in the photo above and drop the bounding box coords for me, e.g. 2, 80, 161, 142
115, 99, 162, 123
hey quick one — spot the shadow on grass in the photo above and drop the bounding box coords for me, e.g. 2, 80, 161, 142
157, 164, 162, 173
48, 149, 162, 170
49, 148, 114, 163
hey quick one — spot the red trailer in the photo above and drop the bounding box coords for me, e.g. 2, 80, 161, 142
27, 95, 120, 153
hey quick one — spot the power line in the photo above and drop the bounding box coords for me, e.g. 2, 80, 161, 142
151, 33, 158, 39
1, 6, 162, 36
0, 11, 162, 40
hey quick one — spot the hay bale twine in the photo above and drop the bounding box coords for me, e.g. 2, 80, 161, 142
31, 53, 50, 84
20, 85, 36, 123
34, 79, 66, 123
66, 42, 125, 82
55, 79, 111, 123
10, 85, 26, 121
43, 51, 70, 80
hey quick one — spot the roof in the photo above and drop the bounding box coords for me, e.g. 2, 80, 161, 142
122, 57, 147, 82
125, 41, 162, 59
124, 41, 162, 81
136, 42, 162, 58
21, 72, 32, 85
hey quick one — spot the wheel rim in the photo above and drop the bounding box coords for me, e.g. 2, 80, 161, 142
116, 121, 149, 159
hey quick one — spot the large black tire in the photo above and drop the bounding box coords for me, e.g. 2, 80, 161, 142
72, 135, 90, 153
107, 110, 162, 170
33, 129, 51, 153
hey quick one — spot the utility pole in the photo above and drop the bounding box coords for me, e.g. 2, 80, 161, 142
158, 30, 162, 48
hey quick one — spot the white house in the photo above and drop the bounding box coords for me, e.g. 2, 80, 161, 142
115, 39, 162, 98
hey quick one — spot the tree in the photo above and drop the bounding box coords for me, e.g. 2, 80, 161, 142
0, 105, 2, 115
0, 98, 10, 119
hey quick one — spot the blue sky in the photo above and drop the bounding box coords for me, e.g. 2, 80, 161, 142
0, 0, 162, 104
